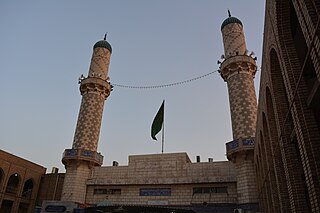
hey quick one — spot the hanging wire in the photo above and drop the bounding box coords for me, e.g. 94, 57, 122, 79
111, 70, 219, 89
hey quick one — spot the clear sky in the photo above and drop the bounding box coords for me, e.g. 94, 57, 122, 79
0, 1, 265, 172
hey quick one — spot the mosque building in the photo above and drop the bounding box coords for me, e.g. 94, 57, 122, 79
39, 12, 260, 213
2, 1, 319, 212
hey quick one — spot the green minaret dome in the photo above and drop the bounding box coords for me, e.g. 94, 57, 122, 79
221, 16, 243, 31
93, 40, 112, 53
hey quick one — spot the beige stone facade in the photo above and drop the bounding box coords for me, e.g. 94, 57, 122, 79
0, 149, 46, 213
86, 153, 237, 207
254, 0, 320, 212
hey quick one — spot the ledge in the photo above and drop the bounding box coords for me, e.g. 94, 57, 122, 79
62, 149, 103, 166
226, 138, 255, 161
220, 55, 257, 81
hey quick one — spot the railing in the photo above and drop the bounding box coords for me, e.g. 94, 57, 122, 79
226, 140, 239, 150
5, 185, 18, 194
226, 138, 255, 160
22, 189, 33, 199
62, 149, 103, 166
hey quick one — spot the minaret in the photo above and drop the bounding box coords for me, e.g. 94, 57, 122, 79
219, 11, 258, 209
61, 36, 112, 203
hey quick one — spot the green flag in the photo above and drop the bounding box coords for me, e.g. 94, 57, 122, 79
151, 100, 164, 140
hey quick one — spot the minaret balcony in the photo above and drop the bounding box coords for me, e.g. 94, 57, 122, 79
79, 77, 112, 98
62, 148, 103, 166
226, 137, 255, 161
220, 55, 257, 81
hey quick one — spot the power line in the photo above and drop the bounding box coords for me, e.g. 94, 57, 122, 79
111, 70, 219, 89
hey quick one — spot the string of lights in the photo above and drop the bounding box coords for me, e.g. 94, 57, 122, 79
110, 70, 219, 89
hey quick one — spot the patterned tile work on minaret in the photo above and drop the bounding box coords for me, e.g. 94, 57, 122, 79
72, 93, 105, 151
227, 73, 257, 139
88, 48, 111, 79
222, 23, 247, 58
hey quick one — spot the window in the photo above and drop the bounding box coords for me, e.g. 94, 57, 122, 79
6, 173, 20, 194
215, 187, 228, 193
193, 187, 228, 194
0, 169, 4, 187
193, 187, 203, 194
22, 179, 33, 199
94, 188, 121, 195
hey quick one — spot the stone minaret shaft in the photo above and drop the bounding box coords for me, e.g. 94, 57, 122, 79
220, 15, 257, 140
220, 13, 258, 207
61, 38, 112, 203
72, 44, 111, 151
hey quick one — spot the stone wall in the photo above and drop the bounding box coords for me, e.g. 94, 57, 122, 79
37, 173, 65, 205
85, 153, 237, 206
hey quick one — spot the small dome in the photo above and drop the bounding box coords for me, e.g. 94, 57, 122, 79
221, 17, 243, 30
93, 40, 112, 53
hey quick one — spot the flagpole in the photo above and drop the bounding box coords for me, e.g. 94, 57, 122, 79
161, 112, 164, 153
161, 100, 165, 153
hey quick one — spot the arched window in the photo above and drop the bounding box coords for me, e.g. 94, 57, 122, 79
289, 1, 320, 129
0, 168, 4, 187
289, 1, 320, 125
5, 173, 20, 194
22, 179, 34, 199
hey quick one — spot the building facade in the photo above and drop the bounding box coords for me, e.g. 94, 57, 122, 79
0, 149, 46, 213
254, 0, 320, 212
87, 153, 237, 207
36, 172, 65, 206
53, 14, 263, 213
86, 153, 239, 212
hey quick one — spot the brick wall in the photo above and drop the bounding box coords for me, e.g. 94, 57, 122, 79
254, 0, 320, 212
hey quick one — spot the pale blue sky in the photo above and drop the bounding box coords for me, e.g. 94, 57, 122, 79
0, 1, 265, 172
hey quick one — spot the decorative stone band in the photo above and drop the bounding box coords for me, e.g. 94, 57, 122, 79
79, 77, 112, 99
225, 138, 255, 161
86, 175, 236, 185
219, 55, 257, 81
62, 148, 103, 166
